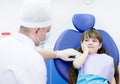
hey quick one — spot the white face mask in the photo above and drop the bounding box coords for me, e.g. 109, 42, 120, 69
39, 32, 51, 48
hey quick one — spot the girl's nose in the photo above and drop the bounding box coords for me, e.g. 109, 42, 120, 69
88, 41, 93, 45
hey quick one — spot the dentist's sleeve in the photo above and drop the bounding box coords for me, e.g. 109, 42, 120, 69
0, 69, 17, 84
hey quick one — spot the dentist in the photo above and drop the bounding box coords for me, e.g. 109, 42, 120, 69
0, 0, 80, 84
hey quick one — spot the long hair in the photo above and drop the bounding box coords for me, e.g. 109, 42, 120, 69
114, 64, 119, 84
68, 29, 119, 84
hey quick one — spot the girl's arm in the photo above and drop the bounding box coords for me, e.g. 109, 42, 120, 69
73, 45, 89, 69
110, 77, 116, 84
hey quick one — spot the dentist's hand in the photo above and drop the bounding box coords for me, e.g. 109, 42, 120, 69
56, 48, 81, 61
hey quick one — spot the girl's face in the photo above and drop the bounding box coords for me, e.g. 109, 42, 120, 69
81, 37, 102, 54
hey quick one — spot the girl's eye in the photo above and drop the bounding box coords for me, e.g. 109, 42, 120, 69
93, 40, 97, 42
85, 39, 88, 42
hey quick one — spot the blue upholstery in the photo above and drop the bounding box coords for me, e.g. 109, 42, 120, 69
72, 14, 95, 32
54, 14, 119, 82
97, 30, 119, 65
54, 29, 82, 81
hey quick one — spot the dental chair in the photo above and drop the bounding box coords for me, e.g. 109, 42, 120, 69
54, 14, 119, 82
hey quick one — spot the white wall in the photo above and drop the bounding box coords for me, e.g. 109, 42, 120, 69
0, 0, 120, 78
0, 0, 22, 34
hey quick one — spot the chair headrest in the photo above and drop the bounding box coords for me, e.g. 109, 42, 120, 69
72, 14, 95, 32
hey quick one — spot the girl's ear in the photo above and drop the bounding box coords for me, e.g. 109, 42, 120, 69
99, 43, 102, 49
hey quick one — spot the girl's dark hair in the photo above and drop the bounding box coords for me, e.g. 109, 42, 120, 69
68, 29, 119, 84
68, 62, 78, 84
114, 64, 119, 84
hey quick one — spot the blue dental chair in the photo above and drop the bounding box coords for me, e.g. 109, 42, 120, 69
53, 14, 119, 82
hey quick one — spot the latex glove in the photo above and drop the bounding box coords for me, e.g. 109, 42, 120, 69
56, 48, 81, 61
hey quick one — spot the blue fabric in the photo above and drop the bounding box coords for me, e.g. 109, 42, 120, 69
76, 74, 108, 84
54, 29, 82, 81
72, 14, 95, 32
97, 30, 119, 65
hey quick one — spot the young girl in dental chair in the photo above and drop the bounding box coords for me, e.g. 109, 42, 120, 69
68, 29, 119, 84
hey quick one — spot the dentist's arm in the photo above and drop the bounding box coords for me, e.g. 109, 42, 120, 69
37, 49, 56, 60
37, 48, 81, 61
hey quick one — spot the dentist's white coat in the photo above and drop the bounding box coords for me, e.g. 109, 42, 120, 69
0, 32, 47, 84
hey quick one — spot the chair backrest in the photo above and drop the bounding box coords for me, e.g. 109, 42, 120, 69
54, 14, 119, 82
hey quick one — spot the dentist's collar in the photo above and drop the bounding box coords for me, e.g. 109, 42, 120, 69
12, 32, 36, 48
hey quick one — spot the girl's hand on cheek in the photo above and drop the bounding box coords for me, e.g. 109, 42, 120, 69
82, 44, 89, 54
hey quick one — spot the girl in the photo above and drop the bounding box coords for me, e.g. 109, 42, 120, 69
68, 29, 119, 84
